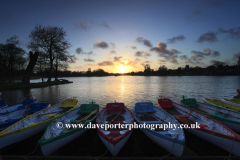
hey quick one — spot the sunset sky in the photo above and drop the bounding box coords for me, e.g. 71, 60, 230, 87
1, 0, 240, 73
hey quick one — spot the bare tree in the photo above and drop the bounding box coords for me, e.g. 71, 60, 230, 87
28, 24, 71, 82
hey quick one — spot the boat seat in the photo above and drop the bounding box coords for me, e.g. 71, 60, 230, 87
102, 130, 127, 135
158, 131, 171, 135
135, 102, 156, 113
199, 124, 208, 128
4, 118, 20, 123
60, 130, 70, 135
106, 103, 126, 113
176, 115, 190, 118
70, 120, 79, 124
45, 114, 56, 117
143, 121, 163, 124
103, 121, 124, 124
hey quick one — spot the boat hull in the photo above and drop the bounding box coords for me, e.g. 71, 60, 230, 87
187, 128, 240, 156
41, 129, 88, 156
98, 130, 132, 156
0, 123, 49, 149
141, 128, 184, 157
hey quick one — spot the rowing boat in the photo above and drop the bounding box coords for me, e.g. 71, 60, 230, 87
221, 99, 240, 108
0, 98, 37, 115
158, 97, 240, 156
39, 101, 99, 156
0, 98, 78, 149
0, 101, 49, 131
203, 98, 240, 112
96, 102, 134, 156
181, 96, 240, 133
0, 99, 7, 108
134, 102, 185, 157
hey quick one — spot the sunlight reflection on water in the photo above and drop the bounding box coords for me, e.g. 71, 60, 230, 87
1, 76, 240, 111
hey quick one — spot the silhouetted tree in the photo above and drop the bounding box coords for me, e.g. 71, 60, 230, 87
238, 56, 240, 67
21, 51, 39, 85
144, 64, 151, 75
212, 61, 226, 69
28, 24, 71, 82
0, 36, 26, 83
158, 65, 168, 75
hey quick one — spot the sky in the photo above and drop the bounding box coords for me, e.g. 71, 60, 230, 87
0, 0, 240, 73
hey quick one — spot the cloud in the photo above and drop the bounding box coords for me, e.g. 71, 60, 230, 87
182, 48, 220, 66
75, 21, 90, 31
126, 45, 137, 49
98, 60, 114, 66
101, 21, 111, 29
218, 27, 240, 38
68, 56, 79, 63
179, 55, 188, 60
233, 52, 240, 59
135, 37, 153, 47
130, 46, 137, 49
197, 31, 218, 43
94, 41, 109, 49
167, 35, 186, 44
135, 51, 151, 58
84, 58, 95, 62
76, 47, 83, 54
113, 56, 122, 62
109, 42, 115, 48
210, 60, 218, 64
108, 50, 116, 54
150, 42, 181, 64
76, 48, 94, 55
212, 51, 220, 57
135, 51, 143, 57
191, 48, 220, 58
158, 59, 166, 64
145, 61, 151, 63
144, 51, 151, 57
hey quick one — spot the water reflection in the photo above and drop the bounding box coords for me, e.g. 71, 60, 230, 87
1, 76, 240, 111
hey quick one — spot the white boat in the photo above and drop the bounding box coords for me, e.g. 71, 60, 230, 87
0, 98, 78, 149
159, 97, 240, 156
134, 102, 185, 157
96, 102, 134, 156
181, 97, 240, 133
39, 102, 99, 156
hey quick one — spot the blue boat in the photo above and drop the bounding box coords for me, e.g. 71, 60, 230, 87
133, 102, 185, 157
0, 100, 50, 131
0, 99, 7, 108
0, 98, 37, 115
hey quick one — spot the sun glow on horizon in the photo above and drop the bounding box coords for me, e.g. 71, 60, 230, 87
116, 65, 129, 74
120, 66, 126, 73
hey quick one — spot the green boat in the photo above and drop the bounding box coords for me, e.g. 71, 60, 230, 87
39, 101, 100, 156
181, 96, 240, 133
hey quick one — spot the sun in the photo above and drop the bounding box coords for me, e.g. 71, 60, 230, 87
120, 66, 126, 73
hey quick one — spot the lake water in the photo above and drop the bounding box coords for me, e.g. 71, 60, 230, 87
2, 76, 240, 109
1, 76, 240, 157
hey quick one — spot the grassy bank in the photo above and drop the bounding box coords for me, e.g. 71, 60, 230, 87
0, 80, 72, 90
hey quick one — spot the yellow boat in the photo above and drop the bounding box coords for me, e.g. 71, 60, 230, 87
203, 98, 240, 112
229, 98, 240, 105
0, 98, 78, 149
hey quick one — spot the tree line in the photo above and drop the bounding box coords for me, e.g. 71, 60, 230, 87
0, 24, 75, 84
